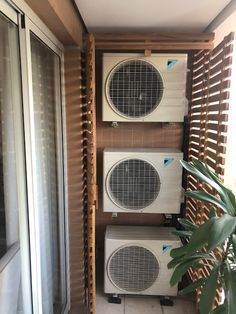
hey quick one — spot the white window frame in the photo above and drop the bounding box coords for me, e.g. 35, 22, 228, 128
0, 1, 70, 313
0, 3, 32, 314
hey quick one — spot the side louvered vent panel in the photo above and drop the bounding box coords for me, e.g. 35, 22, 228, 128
65, 48, 86, 308
108, 159, 161, 209
107, 60, 164, 118
108, 245, 159, 292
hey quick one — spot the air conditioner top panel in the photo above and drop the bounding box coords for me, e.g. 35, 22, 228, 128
105, 225, 180, 242
104, 147, 182, 155
103, 53, 187, 59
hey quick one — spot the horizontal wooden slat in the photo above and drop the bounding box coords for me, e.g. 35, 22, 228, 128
205, 102, 229, 112
211, 32, 234, 57
209, 56, 233, 77
95, 41, 214, 50
192, 91, 230, 106
205, 131, 227, 143
210, 44, 233, 67
208, 68, 232, 87
192, 72, 208, 85
206, 122, 228, 132
193, 64, 209, 80
94, 32, 215, 42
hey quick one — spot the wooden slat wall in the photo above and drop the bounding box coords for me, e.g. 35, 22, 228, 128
64, 48, 86, 311
81, 31, 224, 312
83, 34, 97, 314
186, 32, 234, 301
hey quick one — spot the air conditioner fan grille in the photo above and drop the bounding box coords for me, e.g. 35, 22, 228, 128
108, 159, 161, 210
108, 60, 164, 118
108, 245, 159, 292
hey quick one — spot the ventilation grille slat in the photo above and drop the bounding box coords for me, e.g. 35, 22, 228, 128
107, 60, 164, 118
108, 159, 161, 210
108, 245, 159, 292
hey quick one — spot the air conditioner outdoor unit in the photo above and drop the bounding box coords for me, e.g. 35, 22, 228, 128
104, 225, 181, 296
103, 148, 183, 214
102, 53, 187, 122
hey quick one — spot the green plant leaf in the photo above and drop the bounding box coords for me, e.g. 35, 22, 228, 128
172, 230, 193, 238
224, 265, 236, 314
209, 208, 218, 218
192, 159, 223, 186
227, 191, 236, 214
181, 160, 235, 215
185, 191, 228, 213
170, 260, 195, 286
181, 160, 224, 195
168, 252, 216, 269
188, 252, 216, 261
192, 159, 236, 215
170, 246, 187, 258
178, 218, 198, 231
169, 252, 216, 287
185, 218, 217, 256
179, 278, 207, 295
199, 264, 220, 314
231, 234, 236, 257
211, 303, 227, 314
207, 215, 236, 252
192, 261, 205, 269
167, 255, 185, 269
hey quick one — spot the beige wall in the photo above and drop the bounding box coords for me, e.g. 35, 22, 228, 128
25, 0, 84, 46
213, 11, 236, 46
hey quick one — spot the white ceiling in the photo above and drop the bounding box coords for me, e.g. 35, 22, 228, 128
75, 0, 231, 33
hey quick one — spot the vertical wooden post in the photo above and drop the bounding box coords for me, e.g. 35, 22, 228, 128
83, 34, 97, 314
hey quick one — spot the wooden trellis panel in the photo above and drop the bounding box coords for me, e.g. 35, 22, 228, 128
83, 34, 97, 314
64, 48, 86, 311
186, 32, 234, 302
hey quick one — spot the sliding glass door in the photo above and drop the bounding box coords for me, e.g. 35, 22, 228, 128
0, 1, 68, 313
29, 33, 66, 313
0, 9, 32, 314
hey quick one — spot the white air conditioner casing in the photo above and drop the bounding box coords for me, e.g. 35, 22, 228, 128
103, 148, 183, 214
104, 225, 181, 296
102, 53, 188, 122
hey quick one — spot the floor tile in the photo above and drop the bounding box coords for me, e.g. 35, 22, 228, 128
96, 281, 196, 314
180, 300, 196, 314
125, 295, 163, 314
96, 289, 124, 314
162, 298, 196, 314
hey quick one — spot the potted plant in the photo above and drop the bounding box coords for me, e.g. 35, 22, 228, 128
169, 158, 236, 314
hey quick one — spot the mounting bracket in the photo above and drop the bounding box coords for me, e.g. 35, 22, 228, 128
108, 294, 122, 304
160, 296, 174, 306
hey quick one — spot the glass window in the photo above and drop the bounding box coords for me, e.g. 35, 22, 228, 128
0, 12, 26, 314
30, 33, 66, 313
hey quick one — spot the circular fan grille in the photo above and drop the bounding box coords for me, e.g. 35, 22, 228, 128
107, 59, 164, 118
108, 159, 161, 210
108, 245, 159, 292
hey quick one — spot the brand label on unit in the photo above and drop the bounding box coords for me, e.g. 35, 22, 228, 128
162, 244, 172, 254
164, 158, 174, 167
167, 59, 178, 70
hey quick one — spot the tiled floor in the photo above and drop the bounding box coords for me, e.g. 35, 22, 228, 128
96, 284, 196, 314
